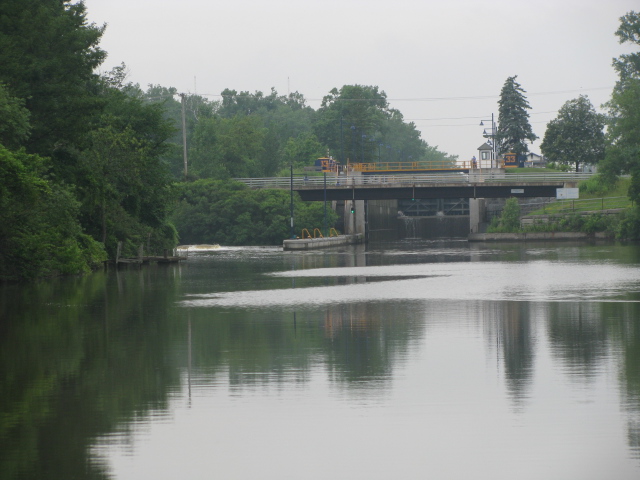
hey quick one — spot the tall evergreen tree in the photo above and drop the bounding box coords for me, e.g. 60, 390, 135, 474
496, 76, 537, 156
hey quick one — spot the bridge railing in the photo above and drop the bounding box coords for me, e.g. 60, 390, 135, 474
234, 172, 594, 189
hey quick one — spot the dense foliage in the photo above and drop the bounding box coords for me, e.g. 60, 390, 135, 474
0, 1, 177, 281
0, 0, 106, 157
4, 3, 639, 280
171, 180, 337, 245
148, 84, 457, 181
540, 96, 605, 172
596, 10, 640, 236
314, 85, 454, 166
0, 2, 455, 280
487, 198, 521, 232
488, 197, 620, 237
0, 145, 106, 279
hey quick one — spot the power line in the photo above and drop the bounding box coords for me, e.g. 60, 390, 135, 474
190, 85, 612, 102
407, 110, 561, 122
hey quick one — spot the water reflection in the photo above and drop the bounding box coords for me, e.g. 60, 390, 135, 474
547, 302, 610, 380
485, 302, 537, 407
0, 268, 182, 480
2, 242, 640, 479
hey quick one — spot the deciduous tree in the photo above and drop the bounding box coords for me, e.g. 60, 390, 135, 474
171, 180, 337, 245
540, 96, 605, 172
315, 85, 389, 163
0, 0, 106, 157
602, 11, 640, 203
0, 84, 31, 149
0, 146, 106, 280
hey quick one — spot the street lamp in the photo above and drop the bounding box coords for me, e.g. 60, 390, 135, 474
479, 113, 497, 168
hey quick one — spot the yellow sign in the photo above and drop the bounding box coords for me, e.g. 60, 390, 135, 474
503, 153, 517, 168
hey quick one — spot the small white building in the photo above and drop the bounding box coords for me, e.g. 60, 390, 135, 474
523, 152, 545, 168
476, 143, 494, 168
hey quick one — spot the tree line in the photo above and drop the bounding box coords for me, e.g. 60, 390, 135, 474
0, 1, 453, 281
475, 11, 640, 239
1, 2, 640, 280
145, 83, 457, 181
491, 11, 639, 192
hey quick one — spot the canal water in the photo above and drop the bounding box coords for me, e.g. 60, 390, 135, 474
2, 240, 640, 479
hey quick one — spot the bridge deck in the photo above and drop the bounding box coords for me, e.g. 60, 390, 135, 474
235, 172, 589, 200
295, 182, 569, 201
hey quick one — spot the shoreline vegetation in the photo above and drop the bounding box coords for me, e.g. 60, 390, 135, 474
469, 232, 612, 242
485, 175, 639, 241
2, 4, 640, 281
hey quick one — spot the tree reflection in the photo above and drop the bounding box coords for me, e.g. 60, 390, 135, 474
3, 249, 640, 478
184, 300, 424, 392
0, 267, 181, 480
546, 302, 609, 380
482, 301, 536, 407
608, 303, 640, 459
501, 303, 536, 405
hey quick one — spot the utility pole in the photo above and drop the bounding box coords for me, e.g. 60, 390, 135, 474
290, 164, 295, 239
180, 93, 188, 180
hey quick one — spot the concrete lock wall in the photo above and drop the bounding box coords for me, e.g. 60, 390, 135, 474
366, 199, 470, 240
343, 199, 366, 236
469, 198, 486, 234
367, 199, 400, 242
397, 216, 470, 238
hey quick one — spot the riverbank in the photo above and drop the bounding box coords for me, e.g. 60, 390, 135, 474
469, 232, 612, 242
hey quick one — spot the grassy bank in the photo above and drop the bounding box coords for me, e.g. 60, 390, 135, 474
526, 177, 633, 215
489, 182, 640, 239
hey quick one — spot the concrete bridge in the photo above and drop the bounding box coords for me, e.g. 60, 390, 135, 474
235, 171, 591, 239
237, 171, 587, 199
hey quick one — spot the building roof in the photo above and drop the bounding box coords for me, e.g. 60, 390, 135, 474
477, 142, 493, 151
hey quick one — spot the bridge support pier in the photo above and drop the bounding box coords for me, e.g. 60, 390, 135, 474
469, 198, 486, 234
344, 199, 366, 236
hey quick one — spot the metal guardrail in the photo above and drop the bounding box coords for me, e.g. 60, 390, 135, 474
527, 196, 631, 214
234, 172, 594, 189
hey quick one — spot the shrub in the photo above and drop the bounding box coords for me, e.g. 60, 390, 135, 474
616, 206, 640, 240
579, 174, 615, 196
487, 198, 521, 233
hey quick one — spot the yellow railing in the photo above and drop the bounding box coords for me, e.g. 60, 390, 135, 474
351, 161, 473, 172
300, 228, 341, 238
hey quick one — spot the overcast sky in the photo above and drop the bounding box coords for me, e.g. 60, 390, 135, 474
84, 0, 637, 162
